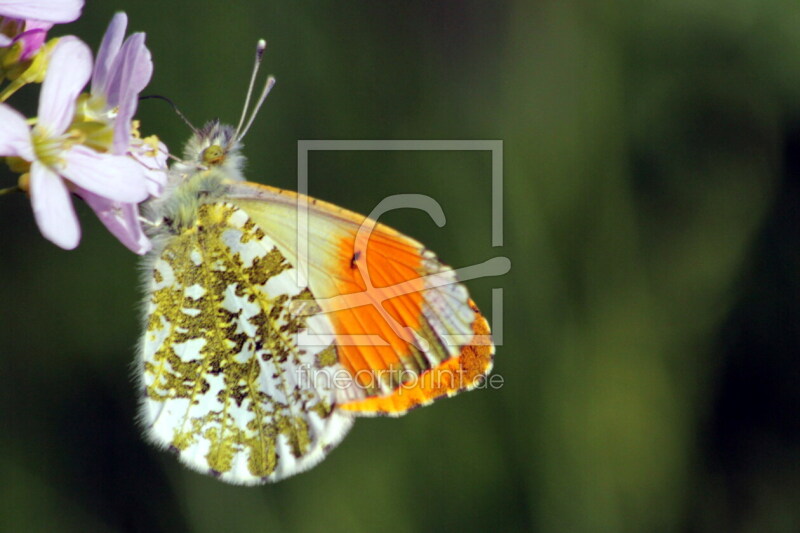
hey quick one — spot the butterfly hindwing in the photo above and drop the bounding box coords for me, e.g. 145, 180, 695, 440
139, 202, 353, 484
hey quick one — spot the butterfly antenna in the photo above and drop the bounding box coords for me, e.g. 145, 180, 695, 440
140, 94, 198, 135
237, 75, 276, 142
234, 39, 268, 140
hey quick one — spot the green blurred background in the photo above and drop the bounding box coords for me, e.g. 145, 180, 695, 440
2, 1, 799, 531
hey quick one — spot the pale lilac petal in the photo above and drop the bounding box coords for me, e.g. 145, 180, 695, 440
30, 160, 80, 249
0, 33, 11, 46
144, 169, 165, 196
130, 138, 168, 196
79, 189, 151, 254
38, 36, 92, 134
91, 12, 125, 97
110, 33, 152, 152
24, 20, 53, 32
0, 103, 34, 160
0, 0, 83, 24
105, 32, 151, 107
60, 144, 149, 202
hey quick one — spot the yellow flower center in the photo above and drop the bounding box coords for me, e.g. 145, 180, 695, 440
31, 126, 71, 168
73, 93, 116, 152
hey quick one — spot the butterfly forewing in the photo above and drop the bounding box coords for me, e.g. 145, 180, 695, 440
140, 202, 354, 484
231, 183, 495, 415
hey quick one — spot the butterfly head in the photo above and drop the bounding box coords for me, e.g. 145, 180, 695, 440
142, 40, 275, 233
181, 119, 246, 181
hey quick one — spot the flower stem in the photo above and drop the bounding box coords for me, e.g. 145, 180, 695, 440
0, 185, 20, 196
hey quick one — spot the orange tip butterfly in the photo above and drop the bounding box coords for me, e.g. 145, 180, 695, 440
137, 40, 494, 484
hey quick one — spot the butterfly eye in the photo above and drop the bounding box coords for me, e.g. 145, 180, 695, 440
202, 144, 225, 166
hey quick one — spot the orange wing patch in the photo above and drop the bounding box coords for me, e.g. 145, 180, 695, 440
323, 230, 428, 394
339, 301, 493, 416
320, 220, 493, 415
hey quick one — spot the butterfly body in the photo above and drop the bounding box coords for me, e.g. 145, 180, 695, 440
138, 121, 494, 484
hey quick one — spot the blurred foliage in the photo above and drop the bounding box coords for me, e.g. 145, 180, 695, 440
1, 1, 799, 532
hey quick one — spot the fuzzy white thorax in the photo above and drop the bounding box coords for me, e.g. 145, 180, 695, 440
141, 120, 247, 240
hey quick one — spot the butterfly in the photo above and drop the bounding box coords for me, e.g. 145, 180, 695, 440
136, 46, 494, 485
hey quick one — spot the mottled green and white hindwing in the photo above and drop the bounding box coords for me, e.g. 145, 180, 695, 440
139, 202, 354, 484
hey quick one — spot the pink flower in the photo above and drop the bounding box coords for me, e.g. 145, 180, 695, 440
0, 1, 83, 57
129, 135, 168, 197
0, 36, 149, 250
0, 19, 50, 60
78, 136, 168, 254
72, 12, 166, 254
90, 12, 153, 155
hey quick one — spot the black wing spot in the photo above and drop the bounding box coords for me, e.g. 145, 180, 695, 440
350, 251, 361, 269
